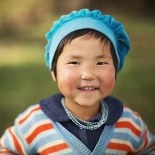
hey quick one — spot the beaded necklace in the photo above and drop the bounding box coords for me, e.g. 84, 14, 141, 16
61, 98, 109, 130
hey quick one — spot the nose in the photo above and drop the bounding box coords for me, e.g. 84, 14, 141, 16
80, 66, 96, 80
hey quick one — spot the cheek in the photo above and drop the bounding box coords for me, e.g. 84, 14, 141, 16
100, 67, 115, 88
57, 67, 78, 90
107, 76, 115, 88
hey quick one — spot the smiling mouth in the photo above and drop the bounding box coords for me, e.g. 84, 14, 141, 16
79, 86, 97, 90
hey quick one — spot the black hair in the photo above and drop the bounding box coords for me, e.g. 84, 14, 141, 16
52, 29, 118, 77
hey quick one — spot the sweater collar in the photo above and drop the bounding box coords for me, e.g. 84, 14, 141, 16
39, 93, 123, 125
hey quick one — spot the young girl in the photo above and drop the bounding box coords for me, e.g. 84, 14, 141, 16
0, 9, 155, 155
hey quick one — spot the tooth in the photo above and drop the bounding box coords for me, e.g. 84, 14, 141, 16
81, 86, 96, 90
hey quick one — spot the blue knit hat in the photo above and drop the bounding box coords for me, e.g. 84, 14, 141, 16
45, 9, 130, 72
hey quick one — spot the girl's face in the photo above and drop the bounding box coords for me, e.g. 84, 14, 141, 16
51, 35, 115, 111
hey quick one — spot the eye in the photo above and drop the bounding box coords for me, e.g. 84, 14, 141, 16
69, 62, 80, 65
96, 62, 107, 65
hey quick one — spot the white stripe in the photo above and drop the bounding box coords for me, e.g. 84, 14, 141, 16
111, 139, 135, 152
49, 148, 73, 155
110, 138, 146, 153
1, 129, 18, 154
106, 149, 127, 155
0, 133, 5, 146
29, 128, 57, 146
11, 127, 26, 154
24, 119, 53, 139
20, 110, 43, 129
124, 107, 140, 119
38, 139, 66, 152
114, 128, 139, 142
18, 104, 39, 121
118, 117, 142, 131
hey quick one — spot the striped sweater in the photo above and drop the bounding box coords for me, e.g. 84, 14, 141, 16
0, 95, 155, 154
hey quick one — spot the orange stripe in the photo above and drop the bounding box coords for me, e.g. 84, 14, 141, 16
0, 150, 16, 154
134, 127, 149, 154
40, 143, 69, 154
151, 143, 155, 147
8, 128, 25, 155
108, 142, 132, 152
26, 123, 53, 144
116, 121, 141, 137
19, 106, 40, 125
133, 112, 140, 118
124, 106, 130, 109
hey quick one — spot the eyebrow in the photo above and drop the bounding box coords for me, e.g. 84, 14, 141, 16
65, 55, 81, 59
65, 54, 112, 59
96, 54, 112, 59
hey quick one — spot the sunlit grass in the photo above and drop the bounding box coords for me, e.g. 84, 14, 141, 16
0, 42, 45, 66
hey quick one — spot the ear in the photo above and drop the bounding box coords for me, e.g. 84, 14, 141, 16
51, 70, 56, 82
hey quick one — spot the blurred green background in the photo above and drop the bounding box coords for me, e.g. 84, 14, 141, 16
0, 0, 155, 136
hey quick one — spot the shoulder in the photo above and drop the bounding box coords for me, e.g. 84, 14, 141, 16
15, 104, 55, 144
17, 104, 41, 123
1, 103, 72, 154
116, 106, 143, 137
105, 96, 142, 132
16, 104, 45, 125
15, 104, 72, 154
105, 106, 143, 154
106, 106, 155, 154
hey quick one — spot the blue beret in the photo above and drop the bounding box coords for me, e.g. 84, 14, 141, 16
45, 9, 130, 72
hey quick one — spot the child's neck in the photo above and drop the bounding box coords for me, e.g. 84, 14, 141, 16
64, 101, 101, 121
